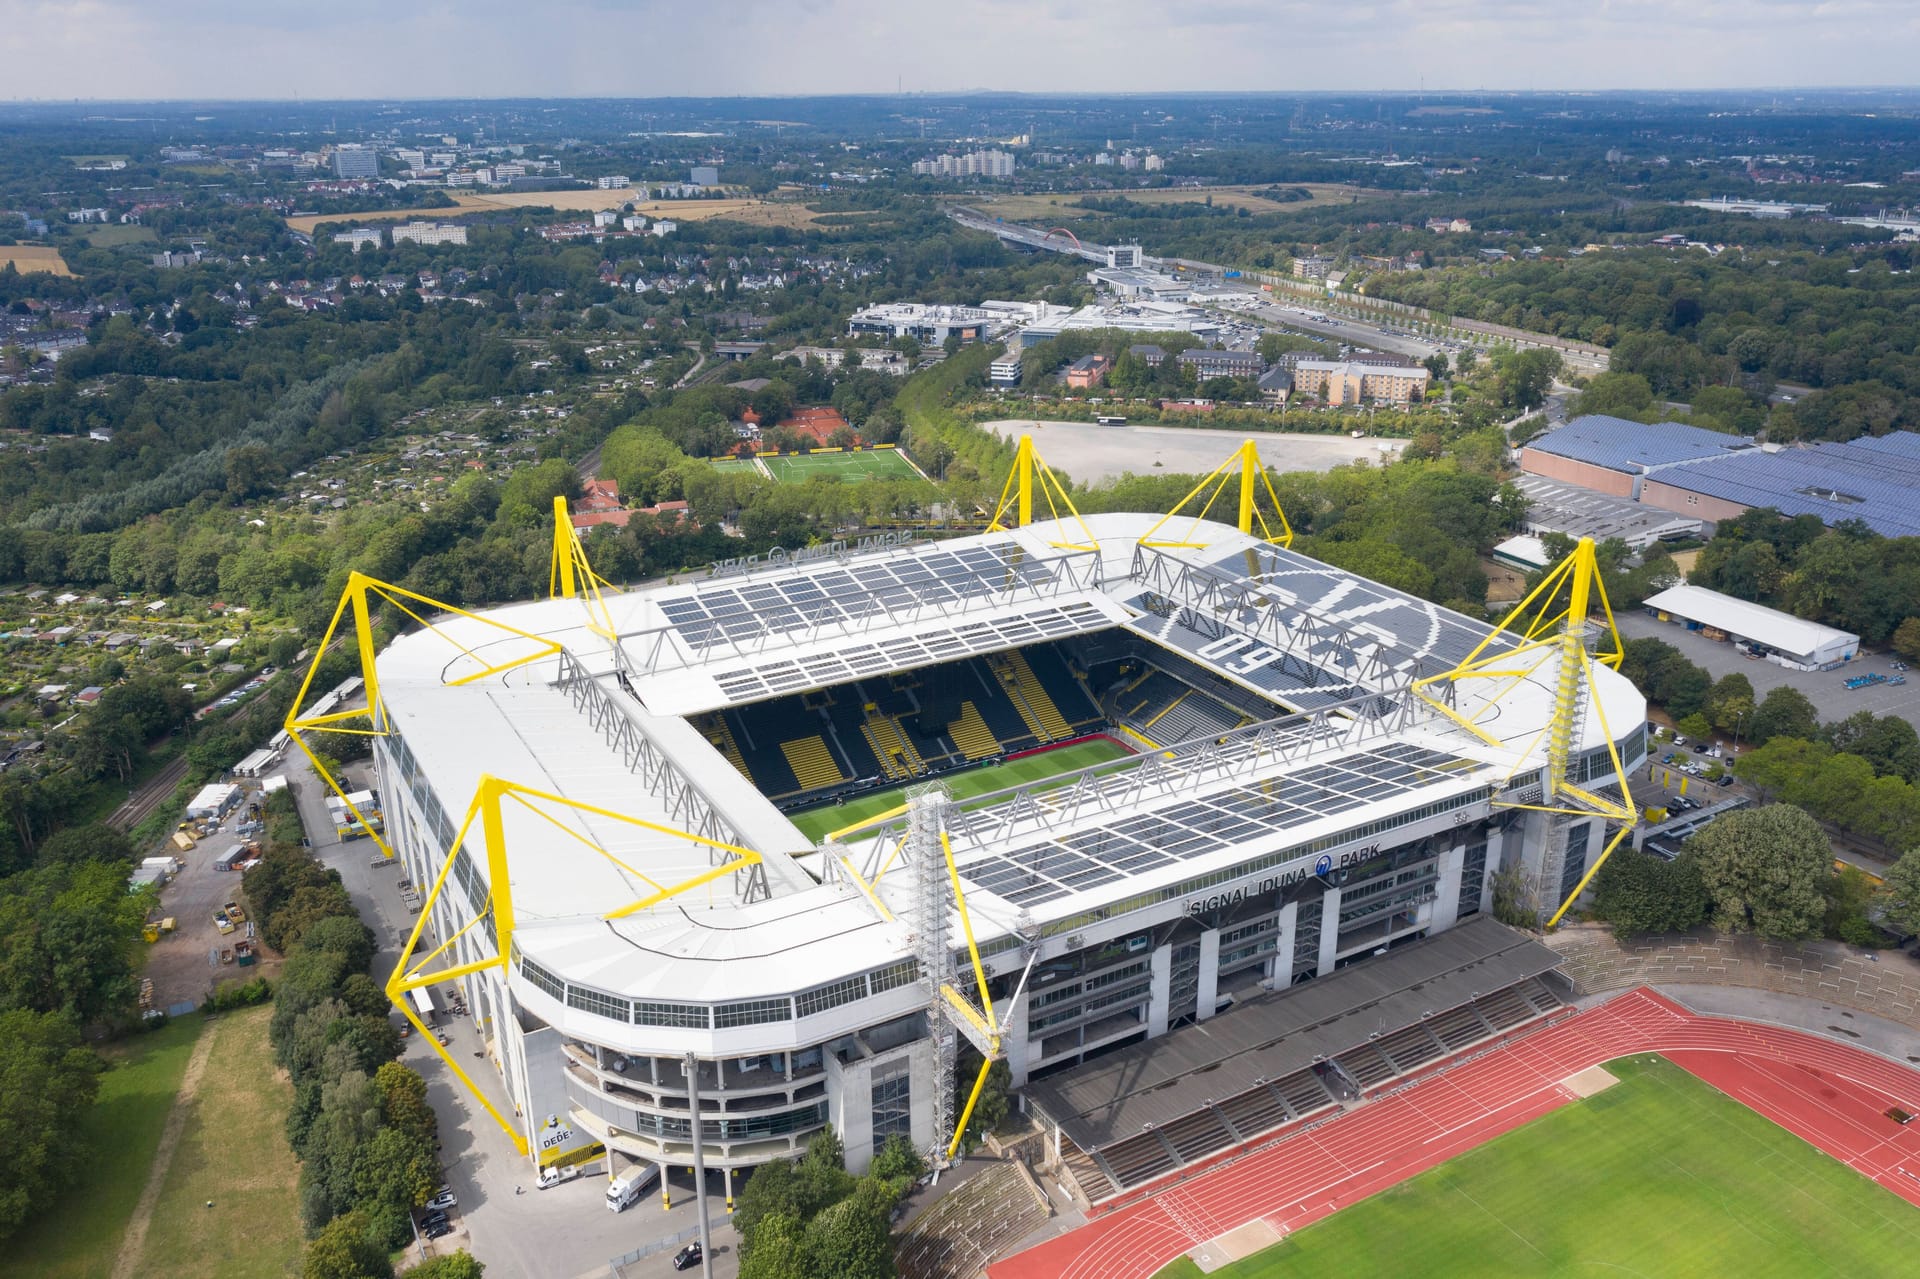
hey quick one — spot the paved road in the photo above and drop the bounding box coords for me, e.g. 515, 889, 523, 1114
274, 751, 740, 1278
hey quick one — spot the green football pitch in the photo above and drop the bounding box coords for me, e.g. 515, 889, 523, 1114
1153, 1055, 1920, 1279
787, 737, 1131, 843
764, 449, 928, 486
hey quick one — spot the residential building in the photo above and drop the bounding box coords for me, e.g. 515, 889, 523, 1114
910, 150, 1016, 179
1127, 344, 1166, 368
1144, 154, 1164, 172
333, 145, 380, 180
988, 351, 1023, 386
649, 220, 678, 237
1176, 348, 1266, 381
597, 175, 632, 189
1292, 254, 1333, 280
593, 210, 618, 228
1291, 360, 1431, 405
332, 229, 384, 252
691, 166, 720, 187
1257, 367, 1294, 404
390, 221, 469, 247
1065, 353, 1112, 389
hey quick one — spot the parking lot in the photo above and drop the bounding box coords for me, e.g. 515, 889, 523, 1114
1618, 611, 1920, 737
273, 754, 741, 1278
140, 802, 272, 1011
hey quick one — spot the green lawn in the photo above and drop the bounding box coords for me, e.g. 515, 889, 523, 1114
764, 449, 929, 486
0, 1014, 205, 1279
135, 1006, 302, 1279
789, 736, 1131, 842
1153, 1055, 1920, 1279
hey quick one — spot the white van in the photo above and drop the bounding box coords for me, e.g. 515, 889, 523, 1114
605, 1164, 659, 1213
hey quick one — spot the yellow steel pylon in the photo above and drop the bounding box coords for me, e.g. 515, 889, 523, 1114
387, 774, 765, 1154
1137, 439, 1294, 549
283, 572, 564, 859
1409, 537, 1637, 927
986, 434, 1098, 550
549, 494, 619, 641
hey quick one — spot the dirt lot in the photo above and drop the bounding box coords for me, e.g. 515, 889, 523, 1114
981, 419, 1403, 484
962, 183, 1385, 224
140, 803, 277, 1011
287, 192, 819, 235
0, 246, 73, 275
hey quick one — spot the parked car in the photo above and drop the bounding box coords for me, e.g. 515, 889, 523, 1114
425, 1221, 454, 1241
672, 1242, 704, 1272
427, 1190, 457, 1210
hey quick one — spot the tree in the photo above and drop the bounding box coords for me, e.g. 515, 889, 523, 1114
300, 914, 376, 974
1689, 805, 1831, 939
1591, 849, 1710, 938
1676, 712, 1713, 742
401, 1254, 483, 1279
1747, 685, 1819, 747
802, 1178, 897, 1279
738, 1210, 809, 1279
1705, 673, 1755, 736
226, 443, 286, 501
0, 1011, 103, 1241
1893, 617, 1920, 663
34, 822, 134, 868
1567, 372, 1654, 420
1876, 848, 1920, 936
869, 1133, 926, 1188
302, 1210, 393, 1279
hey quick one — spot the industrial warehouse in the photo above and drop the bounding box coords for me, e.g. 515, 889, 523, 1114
293, 441, 1646, 1205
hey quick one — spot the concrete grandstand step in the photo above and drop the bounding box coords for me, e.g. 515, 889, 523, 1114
779, 734, 845, 791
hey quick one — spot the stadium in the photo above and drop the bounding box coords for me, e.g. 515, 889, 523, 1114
301, 439, 1647, 1200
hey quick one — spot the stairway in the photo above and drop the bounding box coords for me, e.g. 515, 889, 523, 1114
699, 713, 749, 777
992, 650, 1072, 742
780, 736, 845, 791
949, 701, 1001, 761
862, 712, 925, 781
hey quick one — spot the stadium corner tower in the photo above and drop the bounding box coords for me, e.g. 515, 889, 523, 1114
365, 511, 1643, 1178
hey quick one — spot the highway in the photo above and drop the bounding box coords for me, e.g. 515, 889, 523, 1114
948, 204, 1609, 373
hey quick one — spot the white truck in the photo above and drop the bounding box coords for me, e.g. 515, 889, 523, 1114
605, 1164, 659, 1212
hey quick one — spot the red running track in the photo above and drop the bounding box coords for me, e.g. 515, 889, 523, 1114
990, 987, 1920, 1279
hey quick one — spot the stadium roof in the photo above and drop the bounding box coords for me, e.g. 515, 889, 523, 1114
1523, 415, 1755, 474
1023, 917, 1559, 1151
1641, 583, 1858, 655
1652, 433, 1920, 539
372, 513, 1642, 1016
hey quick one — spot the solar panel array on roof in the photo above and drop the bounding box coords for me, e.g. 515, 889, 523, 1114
1524, 415, 1754, 473
707, 601, 1108, 703
656, 541, 1057, 650
1654, 432, 1920, 538
954, 740, 1476, 908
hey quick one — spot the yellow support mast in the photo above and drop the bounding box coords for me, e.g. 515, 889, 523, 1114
386, 774, 765, 1154
986, 434, 1098, 551
284, 572, 565, 859
549, 494, 620, 641
1137, 439, 1294, 550
1408, 537, 1637, 927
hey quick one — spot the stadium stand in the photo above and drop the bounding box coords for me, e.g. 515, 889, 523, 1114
991, 650, 1074, 742
895, 1161, 1052, 1279
949, 702, 1001, 760
781, 736, 845, 791
862, 710, 925, 780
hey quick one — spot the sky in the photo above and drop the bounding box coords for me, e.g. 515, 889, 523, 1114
4, 0, 1920, 100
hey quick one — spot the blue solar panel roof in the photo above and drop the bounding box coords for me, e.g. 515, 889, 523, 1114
1526, 415, 1755, 473
1655, 432, 1920, 539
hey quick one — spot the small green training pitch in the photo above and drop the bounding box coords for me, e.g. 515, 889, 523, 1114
764, 449, 929, 486
788, 737, 1130, 842
1153, 1055, 1920, 1279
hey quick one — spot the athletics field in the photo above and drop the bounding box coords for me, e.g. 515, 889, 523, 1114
1152, 1054, 1920, 1279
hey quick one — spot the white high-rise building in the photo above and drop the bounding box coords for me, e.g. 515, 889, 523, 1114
333, 145, 380, 180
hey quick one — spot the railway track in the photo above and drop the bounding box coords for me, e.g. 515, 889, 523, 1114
107, 751, 191, 833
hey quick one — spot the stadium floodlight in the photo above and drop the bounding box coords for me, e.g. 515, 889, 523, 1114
1137, 439, 1295, 550
284, 570, 564, 860
1408, 537, 1638, 926
987, 434, 1098, 551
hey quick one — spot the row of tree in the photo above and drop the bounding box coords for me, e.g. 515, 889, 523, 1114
735, 1128, 925, 1279
243, 805, 472, 1279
